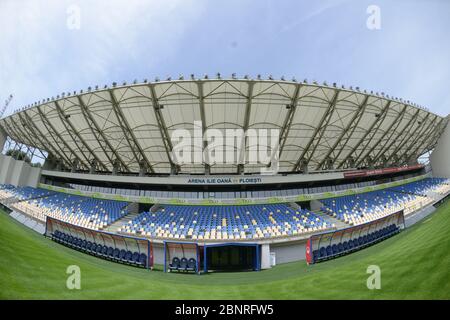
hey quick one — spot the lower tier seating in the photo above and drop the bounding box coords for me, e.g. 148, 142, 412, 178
10, 192, 128, 230
390, 177, 450, 196
120, 204, 333, 240
320, 190, 432, 225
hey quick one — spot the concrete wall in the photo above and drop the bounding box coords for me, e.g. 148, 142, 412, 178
270, 239, 307, 264
430, 116, 450, 178
0, 126, 6, 152
0, 155, 14, 185
0, 155, 41, 187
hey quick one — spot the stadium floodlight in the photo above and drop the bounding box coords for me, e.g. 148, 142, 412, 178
204, 74, 209, 79
122, 81, 127, 85
143, 79, 148, 83
232, 73, 237, 79
112, 82, 117, 87
281, 76, 285, 81
133, 79, 138, 84
268, 74, 274, 80
257, 74, 262, 80
88, 87, 92, 92
244, 74, 249, 79
333, 82, 337, 87
104, 85, 108, 89
341, 85, 345, 89
190, 74, 195, 80
356, 86, 360, 91
178, 75, 184, 80
95, 85, 99, 90
292, 77, 297, 82
216, 72, 221, 79
303, 78, 308, 83
323, 81, 328, 86
155, 77, 160, 82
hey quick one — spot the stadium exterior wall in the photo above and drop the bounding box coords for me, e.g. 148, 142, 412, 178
431, 116, 450, 178
0, 126, 6, 153
0, 155, 41, 187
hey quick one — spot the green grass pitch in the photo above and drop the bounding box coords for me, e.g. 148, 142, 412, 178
0, 200, 449, 299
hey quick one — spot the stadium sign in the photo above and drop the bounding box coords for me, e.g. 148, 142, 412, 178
186, 177, 263, 184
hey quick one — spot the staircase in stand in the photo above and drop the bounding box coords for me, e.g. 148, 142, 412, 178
312, 209, 349, 229
103, 211, 141, 232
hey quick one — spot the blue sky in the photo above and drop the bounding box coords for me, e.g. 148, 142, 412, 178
1, 0, 449, 117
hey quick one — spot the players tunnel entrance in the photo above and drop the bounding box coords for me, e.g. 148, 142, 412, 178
203, 243, 261, 272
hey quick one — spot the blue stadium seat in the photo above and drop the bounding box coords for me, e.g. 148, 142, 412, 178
132, 252, 139, 264
119, 249, 126, 261
187, 258, 197, 272
169, 257, 180, 270
139, 253, 147, 267
179, 257, 188, 270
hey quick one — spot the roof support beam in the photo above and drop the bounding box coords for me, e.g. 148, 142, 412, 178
19, 110, 74, 168
276, 83, 302, 160
77, 95, 129, 172
237, 81, 255, 174
197, 81, 209, 174
292, 89, 340, 172
411, 117, 447, 158
3, 117, 34, 147
386, 111, 431, 165
355, 104, 407, 168
409, 116, 445, 157
108, 89, 154, 173
403, 115, 439, 164
374, 108, 420, 166
316, 94, 370, 170
54, 100, 109, 172
148, 84, 176, 173
337, 100, 391, 169
5, 116, 47, 159
36, 105, 89, 169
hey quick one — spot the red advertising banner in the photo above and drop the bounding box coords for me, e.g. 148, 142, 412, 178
343, 164, 424, 179
305, 239, 312, 264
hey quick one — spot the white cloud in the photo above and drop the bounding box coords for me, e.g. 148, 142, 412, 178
0, 0, 206, 116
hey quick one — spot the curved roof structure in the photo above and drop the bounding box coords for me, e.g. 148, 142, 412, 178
0, 79, 447, 174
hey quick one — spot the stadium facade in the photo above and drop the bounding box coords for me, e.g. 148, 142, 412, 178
0, 78, 449, 272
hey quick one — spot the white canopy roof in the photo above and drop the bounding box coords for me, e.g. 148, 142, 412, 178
0, 79, 446, 174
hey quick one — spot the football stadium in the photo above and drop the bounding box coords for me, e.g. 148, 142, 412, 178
0, 78, 449, 300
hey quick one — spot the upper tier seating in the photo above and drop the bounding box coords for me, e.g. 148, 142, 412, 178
389, 178, 450, 196
119, 204, 333, 240
320, 189, 432, 225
